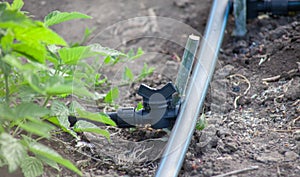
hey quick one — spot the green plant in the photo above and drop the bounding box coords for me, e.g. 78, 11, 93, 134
196, 113, 207, 131
0, 0, 151, 176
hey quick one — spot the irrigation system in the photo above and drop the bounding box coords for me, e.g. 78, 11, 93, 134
69, 0, 300, 176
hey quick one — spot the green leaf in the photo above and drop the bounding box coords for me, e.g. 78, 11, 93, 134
0, 156, 7, 168
50, 102, 78, 137
103, 56, 112, 64
2, 54, 23, 70
58, 46, 96, 65
0, 29, 14, 53
2, 54, 48, 72
81, 27, 94, 44
135, 47, 144, 59
44, 11, 92, 27
45, 116, 60, 127
15, 102, 50, 118
196, 113, 207, 131
50, 101, 70, 129
12, 42, 47, 63
44, 75, 91, 97
0, 3, 8, 13
14, 25, 67, 46
138, 63, 154, 80
69, 101, 85, 116
18, 85, 37, 102
29, 142, 82, 176
19, 117, 55, 138
22, 72, 45, 94
76, 109, 116, 126
0, 55, 12, 75
73, 120, 110, 140
72, 86, 94, 98
127, 47, 144, 60
0, 9, 29, 28
20, 134, 35, 146
11, 0, 24, 11
136, 102, 144, 111
47, 44, 61, 54
123, 67, 134, 81
0, 133, 26, 172
45, 80, 74, 96
70, 78, 94, 98
14, 103, 54, 138
36, 154, 60, 172
20, 157, 43, 177
94, 73, 106, 86
0, 125, 4, 134
90, 43, 126, 57
104, 87, 119, 104
0, 103, 15, 120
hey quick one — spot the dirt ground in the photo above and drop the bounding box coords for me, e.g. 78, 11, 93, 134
14, 0, 300, 176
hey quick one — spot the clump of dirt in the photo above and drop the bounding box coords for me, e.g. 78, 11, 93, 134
181, 15, 300, 177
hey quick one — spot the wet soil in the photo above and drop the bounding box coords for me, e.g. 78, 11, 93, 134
15, 0, 300, 177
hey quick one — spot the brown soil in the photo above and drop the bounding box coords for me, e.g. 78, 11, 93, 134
7, 0, 299, 177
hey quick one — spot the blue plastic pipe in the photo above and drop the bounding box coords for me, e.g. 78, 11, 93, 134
155, 0, 231, 176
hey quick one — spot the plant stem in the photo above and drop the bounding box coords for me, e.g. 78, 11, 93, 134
43, 96, 51, 107
36, 136, 46, 142
12, 122, 22, 137
4, 74, 9, 104
43, 64, 62, 107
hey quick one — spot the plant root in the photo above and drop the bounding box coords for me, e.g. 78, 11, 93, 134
228, 74, 251, 109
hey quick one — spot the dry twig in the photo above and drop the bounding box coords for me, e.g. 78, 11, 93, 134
292, 116, 300, 127
262, 75, 281, 82
270, 128, 295, 133
234, 95, 241, 109
277, 165, 281, 177
262, 67, 299, 82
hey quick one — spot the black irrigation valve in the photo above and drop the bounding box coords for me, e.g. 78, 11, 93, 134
110, 82, 179, 129
69, 82, 180, 129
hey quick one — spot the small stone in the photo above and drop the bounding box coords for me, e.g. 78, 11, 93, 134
232, 40, 248, 54
285, 77, 300, 101
203, 169, 213, 176
213, 64, 234, 79
296, 143, 300, 155
216, 128, 231, 138
224, 142, 238, 153
294, 131, 300, 141
174, 0, 190, 8
238, 96, 251, 106
255, 151, 283, 163
268, 26, 288, 40
237, 40, 248, 47
40, 1, 46, 5
284, 151, 299, 161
